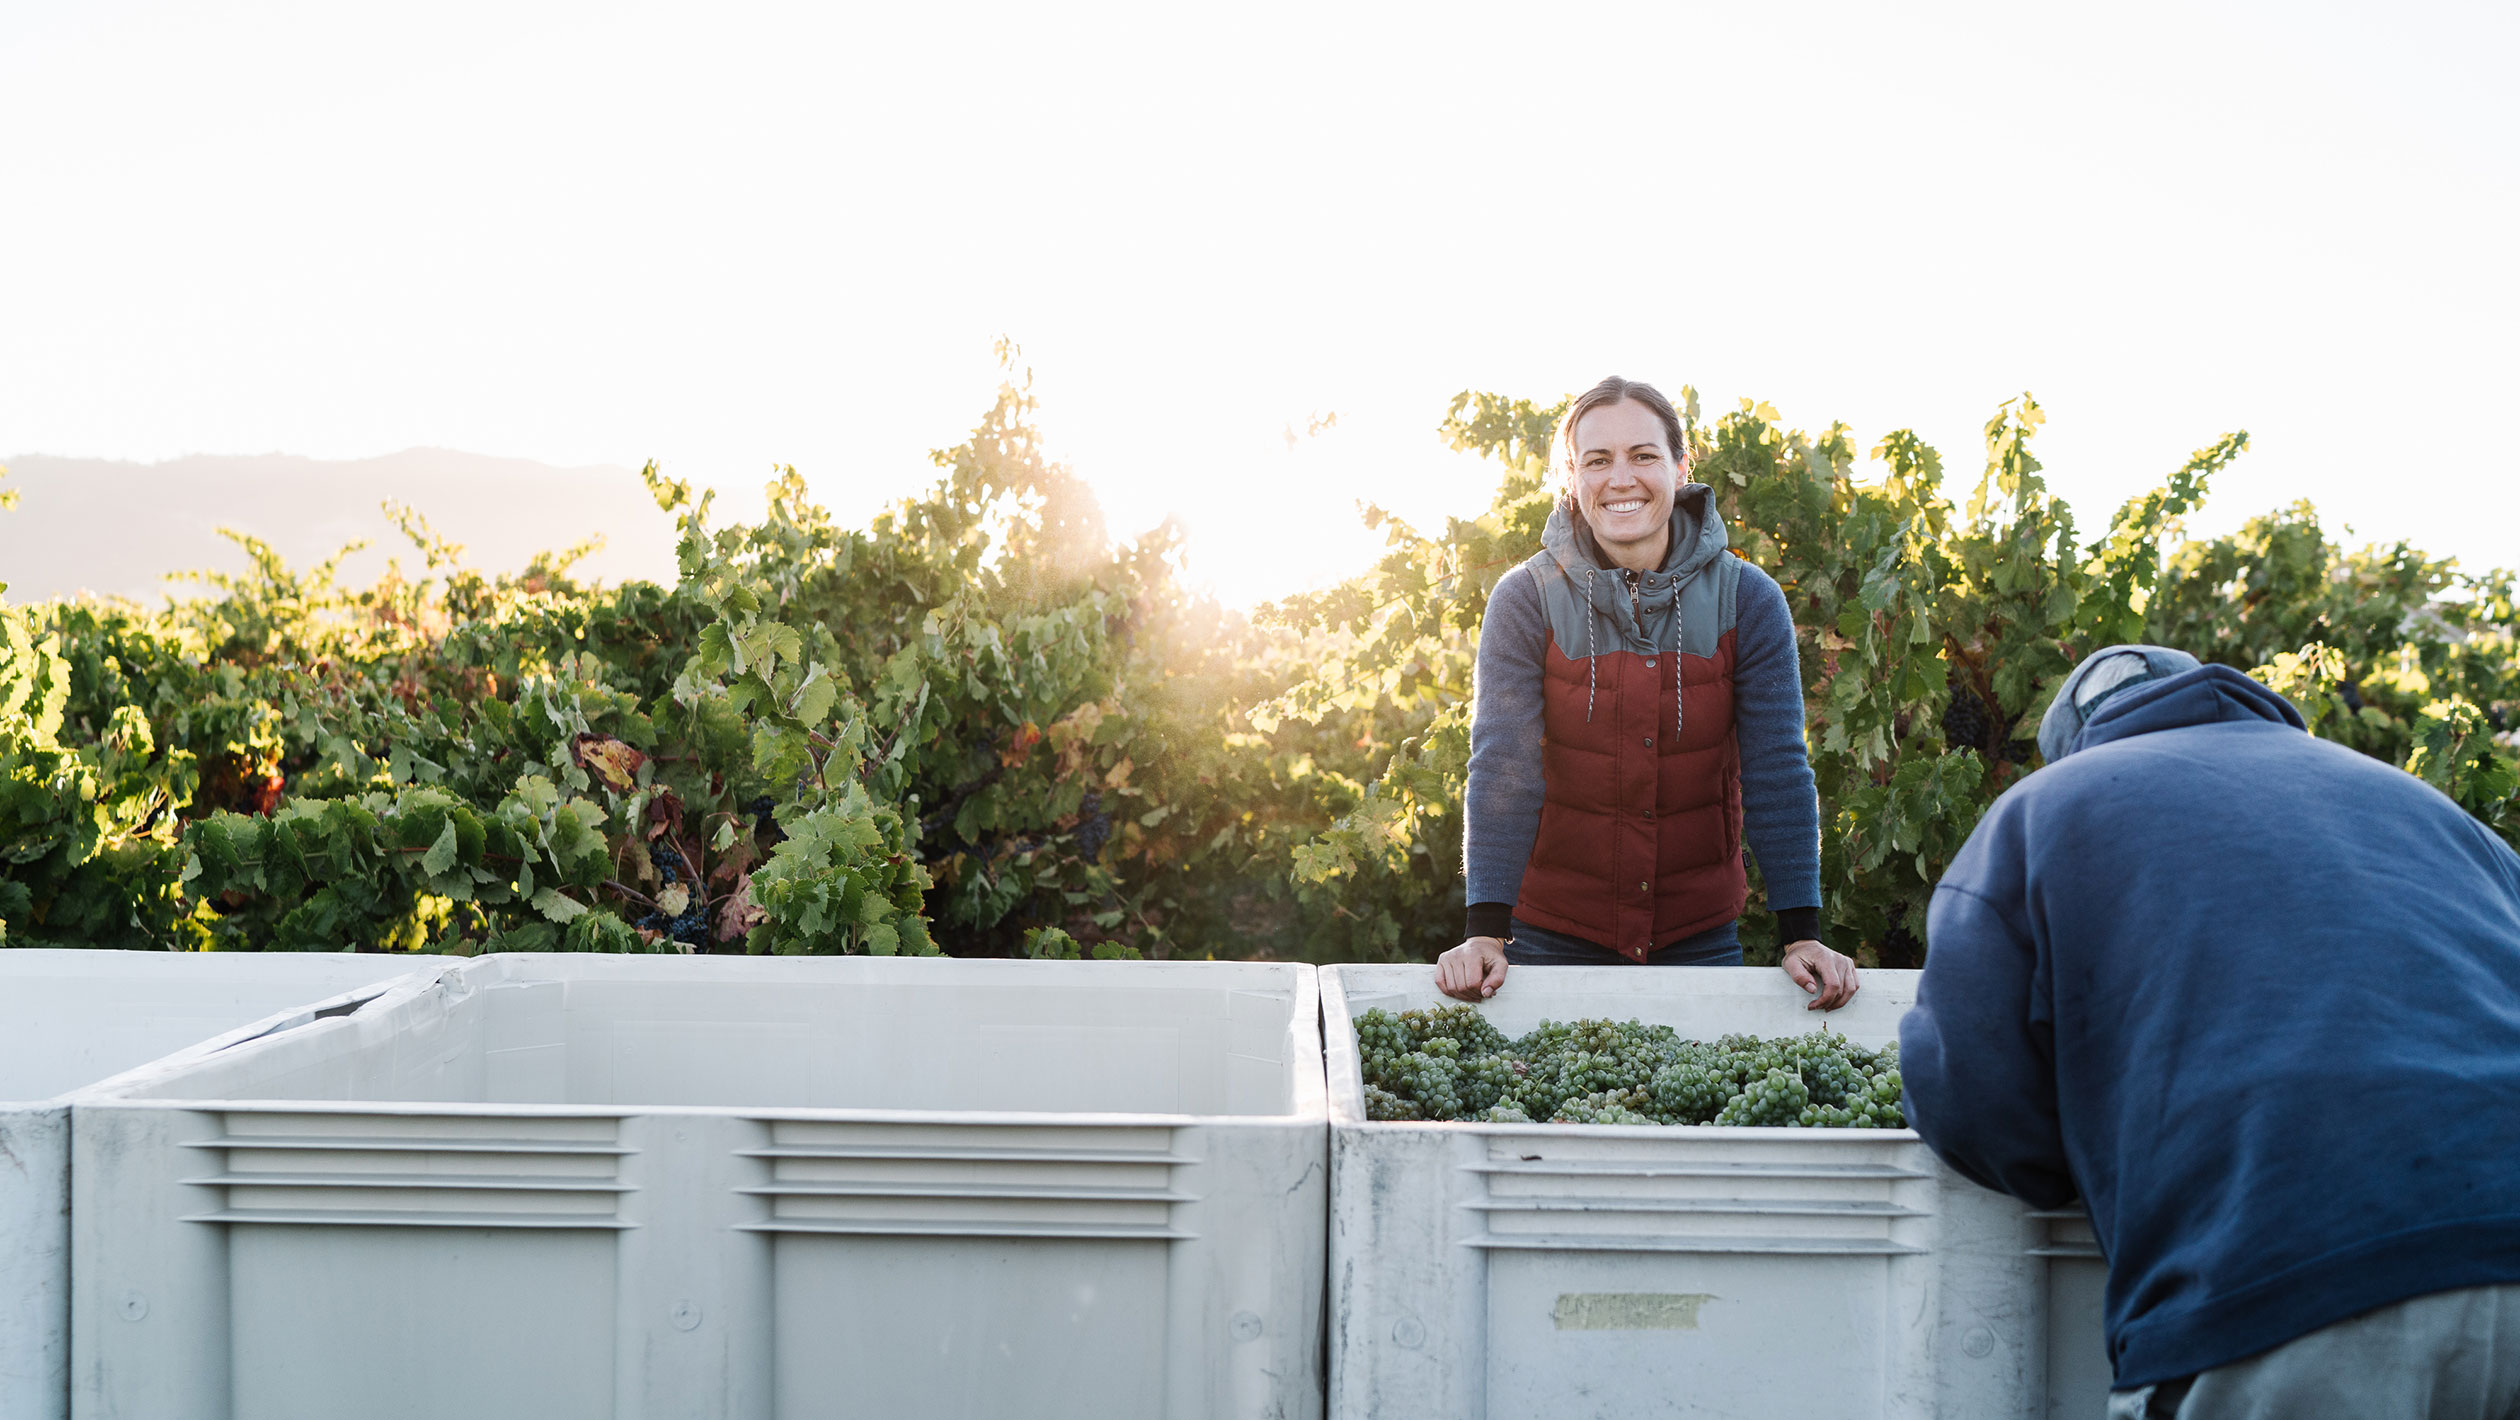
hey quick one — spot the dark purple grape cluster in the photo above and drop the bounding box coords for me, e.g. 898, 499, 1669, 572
632, 854, 710, 950
1940, 666, 1994, 756
1943, 668, 2037, 764
1875, 914, 1926, 969
1074, 790, 1112, 861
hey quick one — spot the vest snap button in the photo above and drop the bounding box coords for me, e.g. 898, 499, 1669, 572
1643, 809, 1654, 820
1643, 736, 1654, 748
1638, 880, 1649, 893
1644, 659, 1656, 669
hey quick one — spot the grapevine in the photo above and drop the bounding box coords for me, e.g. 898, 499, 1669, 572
2, 365, 2516, 959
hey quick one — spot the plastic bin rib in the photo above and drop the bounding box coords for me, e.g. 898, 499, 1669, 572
1461, 1157, 1933, 1179
735, 1116, 1200, 1239
1464, 1232, 1931, 1254
2027, 1207, 2105, 1259
176, 1134, 633, 1156
172, 1108, 636, 1229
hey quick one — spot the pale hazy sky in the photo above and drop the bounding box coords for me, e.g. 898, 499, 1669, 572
3, 1, 2513, 605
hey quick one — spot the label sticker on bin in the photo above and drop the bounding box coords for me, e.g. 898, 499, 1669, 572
1552, 1292, 1715, 1331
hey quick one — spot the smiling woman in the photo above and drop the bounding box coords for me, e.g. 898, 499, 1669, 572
1434, 376, 1860, 1007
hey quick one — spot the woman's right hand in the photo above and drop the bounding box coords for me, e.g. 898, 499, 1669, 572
1436, 936, 1510, 1001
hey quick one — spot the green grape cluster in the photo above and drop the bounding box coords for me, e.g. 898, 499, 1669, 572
1353, 1007, 1905, 1129
1381, 1038, 1466, 1118
1796, 1047, 1866, 1110
1647, 1047, 1734, 1125
1364, 1084, 1423, 1121
1551, 1090, 1659, 1126
1712, 1067, 1809, 1126
1508, 1017, 1680, 1121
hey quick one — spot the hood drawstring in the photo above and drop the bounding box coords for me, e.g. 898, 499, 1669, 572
1672, 586, 1684, 743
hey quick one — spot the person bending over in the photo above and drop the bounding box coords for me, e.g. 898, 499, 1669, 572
1902, 645, 2520, 1418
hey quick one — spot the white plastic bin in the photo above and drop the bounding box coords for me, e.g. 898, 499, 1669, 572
73, 954, 1329, 1420
1, 949, 436, 1420
1322, 963, 2094, 1420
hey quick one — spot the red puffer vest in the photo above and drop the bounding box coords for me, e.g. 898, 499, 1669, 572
1513, 493, 1746, 960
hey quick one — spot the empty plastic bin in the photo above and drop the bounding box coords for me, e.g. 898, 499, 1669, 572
2, 949, 435, 1420
1322, 963, 2084, 1420
73, 954, 1329, 1420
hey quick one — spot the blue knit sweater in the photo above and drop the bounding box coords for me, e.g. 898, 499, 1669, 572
1902, 665, 2520, 1387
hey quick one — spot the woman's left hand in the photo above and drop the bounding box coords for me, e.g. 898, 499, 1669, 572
1781, 939, 1859, 1011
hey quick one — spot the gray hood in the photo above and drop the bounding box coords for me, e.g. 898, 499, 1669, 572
1528, 484, 1739, 737
1541, 483, 1730, 582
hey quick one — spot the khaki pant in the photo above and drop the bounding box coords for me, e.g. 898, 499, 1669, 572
2108, 1283, 2520, 1420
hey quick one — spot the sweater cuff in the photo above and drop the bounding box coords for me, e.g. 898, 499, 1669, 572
1774, 905, 1821, 948
1465, 902, 1515, 942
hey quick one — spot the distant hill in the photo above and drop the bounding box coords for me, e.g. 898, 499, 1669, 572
0, 449, 682, 604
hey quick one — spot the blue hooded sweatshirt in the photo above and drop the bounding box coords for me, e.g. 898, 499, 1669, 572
1900, 663, 2520, 1388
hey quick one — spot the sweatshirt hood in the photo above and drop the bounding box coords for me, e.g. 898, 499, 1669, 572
2063, 662, 2308, 759
1541, 483, 1729, 581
